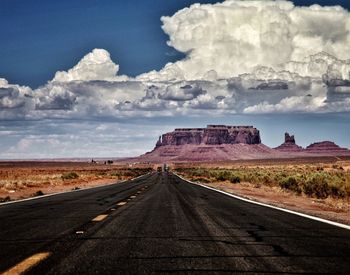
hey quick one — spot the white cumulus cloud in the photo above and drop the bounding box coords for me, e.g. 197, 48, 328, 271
0, 78, 34, 119
53, 49, 128, 82
138, 0, 350, 81
1, 0, 350, 121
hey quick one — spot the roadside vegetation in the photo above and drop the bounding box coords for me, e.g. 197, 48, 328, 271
61, 171, 79, 180
0, 163, 152, 201
176, 164, 350, 200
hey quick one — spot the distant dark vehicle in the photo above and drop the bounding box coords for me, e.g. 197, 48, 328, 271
157, 167, 162, 173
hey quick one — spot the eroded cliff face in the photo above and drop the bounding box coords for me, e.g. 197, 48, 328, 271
156, 125, 261, 147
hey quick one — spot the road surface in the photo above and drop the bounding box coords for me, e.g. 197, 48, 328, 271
0, 172, 350, 274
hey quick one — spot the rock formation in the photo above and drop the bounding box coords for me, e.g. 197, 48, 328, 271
155, 136, 162, 148
120, 126, 350, 163
128, 125, 282, 163
285, 133, 295, 144
156, 125, 261, 147
305, 141, 350, 154
275, 132, 303, 152
275, 132, 350, 155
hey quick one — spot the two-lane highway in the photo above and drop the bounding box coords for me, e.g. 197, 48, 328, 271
1, 172, 350, 274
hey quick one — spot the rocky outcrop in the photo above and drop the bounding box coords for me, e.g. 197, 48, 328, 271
284, 133, 296, 144
305, 141, 350, 154
155, 136, 162, 148
157, 125, 261, 147
275, 132, 303, 152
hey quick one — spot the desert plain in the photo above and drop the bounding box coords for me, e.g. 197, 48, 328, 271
1, 156, 350, 225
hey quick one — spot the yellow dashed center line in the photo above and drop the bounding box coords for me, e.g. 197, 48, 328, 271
2, 185, 151, 274
2, 252, 51, 275
92, 214, 108, 222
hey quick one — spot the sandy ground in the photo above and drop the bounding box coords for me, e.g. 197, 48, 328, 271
197, 180, 350, 226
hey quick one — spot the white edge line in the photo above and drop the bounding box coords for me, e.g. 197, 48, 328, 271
0, 172, 151, 206
174, 173, 350, 231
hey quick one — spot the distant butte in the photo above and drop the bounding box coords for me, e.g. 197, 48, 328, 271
134, 125, 279, 162
156, 125, 261, 146
274, 132, 303, 152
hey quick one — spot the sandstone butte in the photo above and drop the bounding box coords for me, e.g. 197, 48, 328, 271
274, 132, 303, 152
127, 125, 350, 163
156, 125, 261, 146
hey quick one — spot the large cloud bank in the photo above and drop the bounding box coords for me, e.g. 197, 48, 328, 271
2, 0, 350, 122
145, 0, 350, 81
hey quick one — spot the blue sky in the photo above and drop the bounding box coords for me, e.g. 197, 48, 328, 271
0, 0, 214, 88
1, 0, 350, 158
1, 0, 349, 88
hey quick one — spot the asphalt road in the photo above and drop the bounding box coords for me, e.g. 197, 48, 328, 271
0, 172, 350, 274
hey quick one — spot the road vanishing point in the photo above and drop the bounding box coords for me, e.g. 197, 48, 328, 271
1, 172, 350, 274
